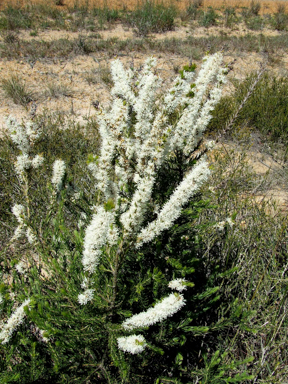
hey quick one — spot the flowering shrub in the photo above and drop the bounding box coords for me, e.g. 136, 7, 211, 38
0, 53, 261, 383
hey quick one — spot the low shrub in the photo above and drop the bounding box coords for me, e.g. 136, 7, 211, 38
245, 15, 264, 30
126, 0, 177, 36
0, 5, 33, 30
185, 0, 203, 21
271, 4, 288, 31
199, 7, 218, 28
223, 6, 239, 28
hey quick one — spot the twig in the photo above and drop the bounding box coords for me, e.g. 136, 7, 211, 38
216, 63, 266, 144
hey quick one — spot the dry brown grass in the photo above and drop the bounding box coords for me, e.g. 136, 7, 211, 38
0, 0, 287, 14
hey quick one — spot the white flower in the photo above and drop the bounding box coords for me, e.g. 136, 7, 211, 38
215, 221, 226, 231
226, 217, 234, 227
72, 192, 81, 201
0, 294, 3, 305
15, 154, 31, 176
168, 278, 187, 292
169, 53, 226, 155
6, 116, 30, 153
51, 159, 66, 191
15, 261, 26, 274
31, 155, 44, 169
0, 299, 31, 344
26, 227, 36, 244
25, 121, 41, 143
206, 140, 216, 150
117, 334, 147, 354
82, 207, 116, 274
215, 218, 234, 231
107, 224, 119, 246
78, 289, 95, 305
80, 276, 89, 290
39, 329, 50, 343
12, 204, 25, 224
122, 293, 186, 331
120, 172, 155, 233
110, 59, 135, 104
11, 225, 25, 241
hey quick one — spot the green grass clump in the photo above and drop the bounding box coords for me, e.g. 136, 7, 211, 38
185, 0, 203, 21
199, 7, 218, 28
223, 6, 239, 28
0, 5, 33, 30
245, 15, 264, 30
1, 75, 33, 106
271, 4, 288, 31
127, 0, 177, 36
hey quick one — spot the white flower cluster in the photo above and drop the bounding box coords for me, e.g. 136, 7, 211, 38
15, 261, 27, 274
0, 299, 31, 344
122, 293, 186, 331
6, 116, 44, 180
87, 54, 225, 228
120, 172, 155, 232
78, 289, 95, 305
51, 159, 66, 192
169, 53, 226, 156
168, 278, 187, 292
117, 334, 147, 354
81, 207, 118, 274
11, 204, 36, 244
215, 217, 234, 231
136, 159, 210, 247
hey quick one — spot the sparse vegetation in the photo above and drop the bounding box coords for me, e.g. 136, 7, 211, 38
272, 4, 288, 31
126, 0, 177, 36
45, 82, 73, 99
199, 6, 218, 27
1, 75, 33, 106
223, 6, 239, 28
185, 0, 203, 21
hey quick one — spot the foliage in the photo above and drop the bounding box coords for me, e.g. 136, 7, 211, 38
185, 0, 203, 21
126, 0, 177, 36
0, 5, 33, 30
271, 4, 288, 31
250, 0, 261, 16
244, 15, 264, 30
208, 72, 288, 143
1, 75, 33, 107
199, 7, 218, 28
223, 7, 239, 28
